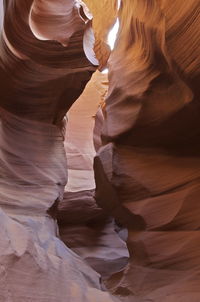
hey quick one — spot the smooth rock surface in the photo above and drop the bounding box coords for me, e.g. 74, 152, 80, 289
95, 0, 200, 301
0, 1, 121, 301
0, 108, 120, 302
65, 70, 107, 192
58, 70, 129, 281
58, 189, 129, 280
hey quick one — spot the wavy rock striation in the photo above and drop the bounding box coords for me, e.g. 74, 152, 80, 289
1, 0, 200, 301
95, 0, 200, 301
0, 0, 121, 301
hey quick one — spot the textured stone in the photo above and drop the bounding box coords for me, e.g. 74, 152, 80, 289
95, 1, 200, 301
0, 0, 121, 301
58, 185, 129, 281
1, 0, 200, 301
64, 70, 107, 192
58, 72, 129, 280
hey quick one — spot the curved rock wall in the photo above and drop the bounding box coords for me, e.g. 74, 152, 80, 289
0, 0, 121, 301
57, 71, 129, 280
0, 0, 200, 301
95, 0, 200, 301
1, 0, 97, 123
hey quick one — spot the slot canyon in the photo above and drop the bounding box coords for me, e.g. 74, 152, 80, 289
0, 0, 200, 301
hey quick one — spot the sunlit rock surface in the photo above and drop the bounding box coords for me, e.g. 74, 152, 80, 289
0, 0, 200, 301
64, 71, 107, 192
0, 108, 121, 302
95, 0, 200, 301
0, 0, 121, 301
83, 0, 117, 69
58, 71, 129, 280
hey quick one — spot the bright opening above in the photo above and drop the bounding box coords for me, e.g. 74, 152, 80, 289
102, 0, 121, 74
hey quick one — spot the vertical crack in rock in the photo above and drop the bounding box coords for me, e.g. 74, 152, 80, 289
58, 70, 129, 282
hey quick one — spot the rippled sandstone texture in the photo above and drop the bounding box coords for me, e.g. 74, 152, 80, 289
95, 0, 200, 301
0, 0, 200, 301
0, 0, 120, 301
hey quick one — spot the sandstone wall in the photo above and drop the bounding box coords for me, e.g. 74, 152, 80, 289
95, 1, 200, 301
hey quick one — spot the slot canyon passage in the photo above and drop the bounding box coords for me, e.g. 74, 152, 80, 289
0, 0, 200, 301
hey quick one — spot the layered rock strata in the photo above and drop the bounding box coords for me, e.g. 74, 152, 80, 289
0, 0, 121, 301
95, 0, 200, 301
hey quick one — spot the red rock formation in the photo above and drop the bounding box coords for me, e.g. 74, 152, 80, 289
95, 0, 200, 301
1, 0, 200, 301
64, 71, 107, 192
83, 0, 117, 69
0, 1, 121, 301
57, 71, 129, 280
1, 0, 97, 122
